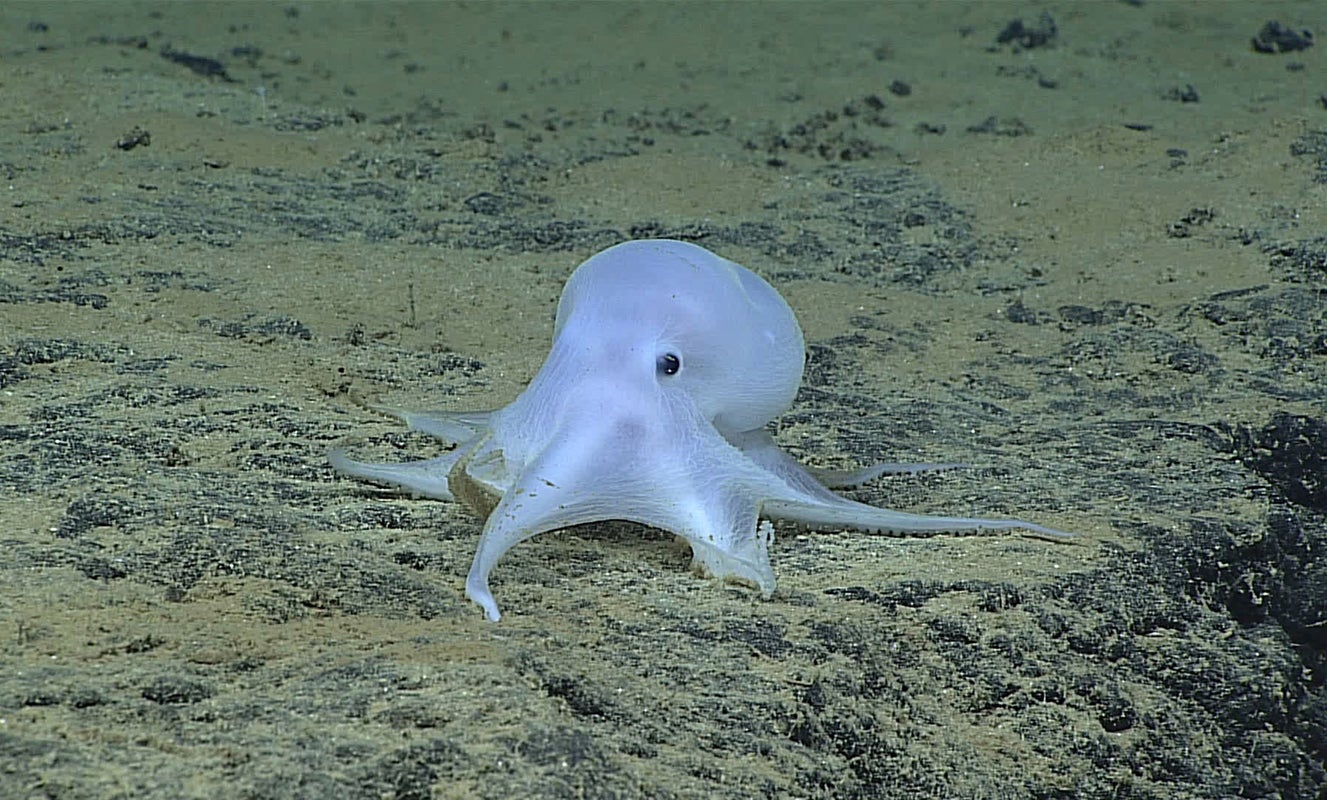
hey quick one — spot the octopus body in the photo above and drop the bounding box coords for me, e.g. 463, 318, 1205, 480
332, 239, 1070, 621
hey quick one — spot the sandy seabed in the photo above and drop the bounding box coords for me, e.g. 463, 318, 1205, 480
1, 3, 1324, 798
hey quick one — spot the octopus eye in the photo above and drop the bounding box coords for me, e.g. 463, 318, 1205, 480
656, 352, 681, 376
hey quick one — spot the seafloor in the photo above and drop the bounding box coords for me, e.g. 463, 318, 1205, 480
1, 3, 1323, 798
